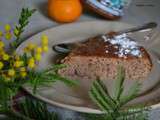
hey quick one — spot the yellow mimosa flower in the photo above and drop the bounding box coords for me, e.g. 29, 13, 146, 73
0, 61, 3, 69
19, 61, 24, 66
42, 46, 48, 52
0, 41, 4, 48
0, 49, 5, 55
35, 53, 41, 61
0, 31, 3, 37
23, 47, 29, 53
20, 71, 27, 78
14, 28, 19, 36
36, 47, 42, 54
3, 53, 9, 60
5, 32, 12, 40
28, 57, 35, 69
41, 34, 48, 45
20, 67, 26, 72
29, 57, 34, 63
28, 43, 36, 51
8, 69, 15, 76
5, 24, 11, 31
28, 62, 35, 69
14, 55, 20, 60
14, 61, 24, 68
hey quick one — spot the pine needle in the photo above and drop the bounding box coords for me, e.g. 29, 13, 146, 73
113, 66, 125, 101
120, 81, 141, 106
11, 8, 36, 49
91, 80, 116, 110
10, 98, 59, 120
26, 64, 78, 94
88, 66, 149, 120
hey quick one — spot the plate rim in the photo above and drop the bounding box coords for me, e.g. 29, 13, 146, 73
18, 20, 160, 113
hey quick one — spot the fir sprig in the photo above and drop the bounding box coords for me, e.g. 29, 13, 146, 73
1, 66, 149, 120
0, 7, 78, 118
0, 76, 20, 112
88, 66, 149, 120
26, 64, 78, 94
11, 8, 36, 49
84, 108, 149, 120
0, 64, 77, 119
16, 98, 58, 120
2, 98, 58, 120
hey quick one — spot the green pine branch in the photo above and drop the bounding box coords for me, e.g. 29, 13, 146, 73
17, 98, 58, 120
3, 98, 59, 120
11, 8, 36, 50
0, 65, 150, 120
0, 64, 78, 116
120, 81, 141, 107
88, 66, 149, 120
26, 64, 78, 94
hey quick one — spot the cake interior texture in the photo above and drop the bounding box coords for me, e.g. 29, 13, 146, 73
58, 34, 152, 81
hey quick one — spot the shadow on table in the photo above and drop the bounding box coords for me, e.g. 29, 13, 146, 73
83, 6, 105, 19
35, 1, 49, 18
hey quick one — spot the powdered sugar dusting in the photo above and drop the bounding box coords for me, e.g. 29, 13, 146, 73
102, 34, 141, 58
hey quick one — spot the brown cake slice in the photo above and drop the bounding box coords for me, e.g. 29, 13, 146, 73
58, 34, 152, 81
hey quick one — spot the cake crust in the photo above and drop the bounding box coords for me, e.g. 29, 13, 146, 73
70, 36, 151, 60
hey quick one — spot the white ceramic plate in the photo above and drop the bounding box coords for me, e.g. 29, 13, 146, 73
17, 21, 160, 113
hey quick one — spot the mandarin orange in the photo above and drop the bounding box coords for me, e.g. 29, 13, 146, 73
48, 0, 82, 23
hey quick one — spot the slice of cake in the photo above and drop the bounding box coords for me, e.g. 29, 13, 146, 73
58, 33, 152, 81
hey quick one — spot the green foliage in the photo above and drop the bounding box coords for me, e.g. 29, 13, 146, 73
0, 7, 78, 119
0, 64, 77, 112
0, 65, 150, 120
26, 64, 78, 94
2, 98, 58, 120
85, 109, 149, 120
88, 66, 149, 120
0, 6, 150, 120
11, 8, 36, 49
17, 98, 58, 120
120, 81, 141, 107
0, 76, 23, 112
